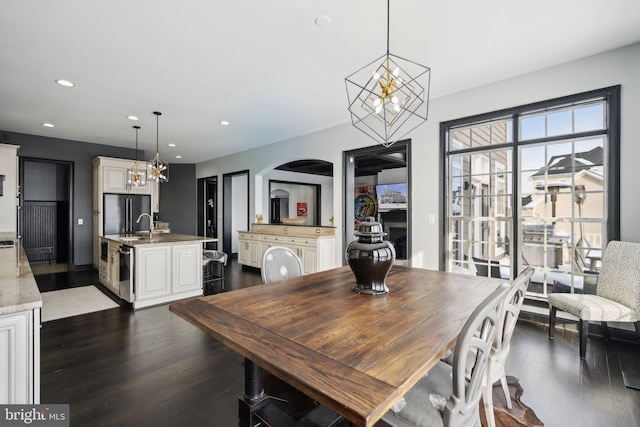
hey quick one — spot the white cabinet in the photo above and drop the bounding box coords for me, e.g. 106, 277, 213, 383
98, 238, 120, 296
132, 243, 202, 309
0, 309, 40, 404
102, 165, 150, 195
135, 245, 171, 303
172, 244, 202, 294
238, 227, 336, 274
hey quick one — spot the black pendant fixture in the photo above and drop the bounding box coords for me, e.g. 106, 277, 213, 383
345, 0, 431, 147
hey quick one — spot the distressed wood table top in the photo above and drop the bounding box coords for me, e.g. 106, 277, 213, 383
170, 265, 502, 427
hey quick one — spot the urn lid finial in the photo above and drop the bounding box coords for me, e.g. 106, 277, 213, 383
355, 217, 386, 237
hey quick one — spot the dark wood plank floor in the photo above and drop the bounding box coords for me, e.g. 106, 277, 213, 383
36, 261, 640, 427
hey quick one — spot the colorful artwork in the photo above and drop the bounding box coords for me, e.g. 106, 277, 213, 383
297, 202, 308, 217
354, 185, 378, 229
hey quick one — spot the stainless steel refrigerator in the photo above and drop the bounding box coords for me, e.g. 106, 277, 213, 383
103, 194, 151, 235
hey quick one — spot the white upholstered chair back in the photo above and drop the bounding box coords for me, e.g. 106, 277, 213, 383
261, 246, 303, 284
595, 240, 640, 319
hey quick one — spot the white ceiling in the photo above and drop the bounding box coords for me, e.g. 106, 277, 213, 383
1, 0, 639, 163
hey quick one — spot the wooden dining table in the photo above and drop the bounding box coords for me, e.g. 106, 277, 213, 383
170, 265, 503, 427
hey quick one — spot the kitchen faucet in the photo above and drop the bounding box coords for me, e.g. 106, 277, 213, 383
136, 213, 154, 238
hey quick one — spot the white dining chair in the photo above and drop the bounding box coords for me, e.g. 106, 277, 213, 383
382, 282, 508, 427
261, 246, 303, 284
482, 266, 534, 427
548, 240, 640, 358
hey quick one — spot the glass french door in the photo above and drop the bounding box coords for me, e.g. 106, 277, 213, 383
443, 87, 619, 298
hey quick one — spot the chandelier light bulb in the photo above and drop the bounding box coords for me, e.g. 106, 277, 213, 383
375, 105, 383, 114
373, 72, 381, 80
391, 96, 398, 104
373, 98, 382, 107
393, 67, 400, 77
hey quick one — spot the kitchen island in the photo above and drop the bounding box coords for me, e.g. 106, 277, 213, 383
100, 233, 216, 309
0, 232, 41, 404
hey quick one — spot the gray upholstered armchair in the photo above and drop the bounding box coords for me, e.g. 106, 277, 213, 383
548, 240, 640, 358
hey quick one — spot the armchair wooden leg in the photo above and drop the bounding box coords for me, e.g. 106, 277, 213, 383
579, 320, 588, 359
549, 306, 557, 339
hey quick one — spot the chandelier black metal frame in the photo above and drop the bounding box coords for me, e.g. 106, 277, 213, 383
345, 0, 431, 147
148, 111, 169, 183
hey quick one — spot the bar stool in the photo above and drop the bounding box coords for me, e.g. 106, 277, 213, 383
203, 250, 228, 292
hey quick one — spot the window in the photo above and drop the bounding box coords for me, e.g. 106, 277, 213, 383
441, 87, 620, 298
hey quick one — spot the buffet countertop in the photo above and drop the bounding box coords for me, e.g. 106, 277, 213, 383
102, 233, 217, 247
241, 223, 337, 237
0, 232, 42, 316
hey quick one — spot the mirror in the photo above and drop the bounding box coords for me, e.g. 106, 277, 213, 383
262, 159, 334, 227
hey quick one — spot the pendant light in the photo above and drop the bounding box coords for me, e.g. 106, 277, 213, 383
345, 0, 431, 147
147, 111, 169, 183
127, 125, 147, 187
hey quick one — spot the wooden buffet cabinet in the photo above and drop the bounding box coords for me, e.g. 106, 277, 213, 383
238, 224, 336, 274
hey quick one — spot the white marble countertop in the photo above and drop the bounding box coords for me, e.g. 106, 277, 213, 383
0, 232, 42, 316
102, 233, 217, 247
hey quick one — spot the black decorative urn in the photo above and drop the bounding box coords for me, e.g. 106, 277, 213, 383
346, 217, 396, 295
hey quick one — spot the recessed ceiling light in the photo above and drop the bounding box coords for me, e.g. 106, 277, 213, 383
168, 143, 176, 147
55, 79, 74, 87
176, 155, 182, 159
127, 115, 139, 121
315, 16, 331, 27
42, 123, 55, 128
220, 120, 230, 126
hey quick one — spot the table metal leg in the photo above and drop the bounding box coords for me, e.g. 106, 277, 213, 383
239, 358, 267, 427
244, 358, 264, 402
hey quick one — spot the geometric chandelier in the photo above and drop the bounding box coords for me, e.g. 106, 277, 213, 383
345, 0, 431, 148
147, 111, 169, 183
127, 125, 147, 187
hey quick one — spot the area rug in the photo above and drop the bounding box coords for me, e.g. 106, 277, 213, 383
480, 376, 544, 427
41, 285, 119, 322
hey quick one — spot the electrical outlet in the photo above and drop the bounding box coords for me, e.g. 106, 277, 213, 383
78, 218, 83, 225
428, 214, 435, 224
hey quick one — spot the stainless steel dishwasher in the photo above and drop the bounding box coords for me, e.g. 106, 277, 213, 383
118, 245, 134, 302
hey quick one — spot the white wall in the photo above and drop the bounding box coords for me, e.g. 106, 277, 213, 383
197, 43, 640, 269
0, 144, 19, 233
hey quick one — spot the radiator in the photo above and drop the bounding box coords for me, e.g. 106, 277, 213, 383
23, 201, 57, 263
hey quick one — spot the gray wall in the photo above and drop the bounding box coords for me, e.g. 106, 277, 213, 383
23, 161, 69, 201
0, 130, 196, 268
158, 163, 197, 235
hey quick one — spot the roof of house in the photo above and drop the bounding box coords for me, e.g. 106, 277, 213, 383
531, 146, 603, 177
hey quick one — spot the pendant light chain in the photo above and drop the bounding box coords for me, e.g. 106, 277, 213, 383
156, 111, 160, 154
134, 125, 140, 161
386, 0, 390, 55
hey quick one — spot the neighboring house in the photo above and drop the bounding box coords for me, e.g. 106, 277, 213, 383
522, 146, 604, 265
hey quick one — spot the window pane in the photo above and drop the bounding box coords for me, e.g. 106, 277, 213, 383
575, 103, 604, 132
547, 110, 572, 136
520, 114, 545, 140
471, 125, 491, 148
451, 129, 470, 150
